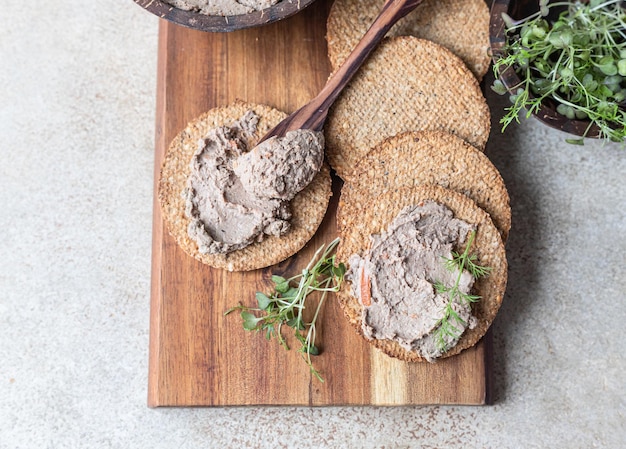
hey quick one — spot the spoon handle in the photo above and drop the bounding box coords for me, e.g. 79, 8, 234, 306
260, 0, 424, 141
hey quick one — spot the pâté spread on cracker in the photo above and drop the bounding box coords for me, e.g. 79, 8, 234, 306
158, 101, 331, 272
336, 185, 508, 363
349, 201, 480, 361
184, 111, 323, 255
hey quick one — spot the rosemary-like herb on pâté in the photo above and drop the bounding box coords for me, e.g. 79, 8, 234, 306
433, 230, 491, 352
225, 238, 346, 382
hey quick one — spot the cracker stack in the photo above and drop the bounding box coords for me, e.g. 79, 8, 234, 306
335, 131, 510, 361
158, 101, 332, 272
326, 12, 510, 361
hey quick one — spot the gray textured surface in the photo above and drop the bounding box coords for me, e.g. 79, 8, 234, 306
1, 0, 625, 448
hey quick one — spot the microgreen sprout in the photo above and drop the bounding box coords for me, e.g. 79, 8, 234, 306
433, 230, 491, 352
225, 238, 346, 382
492, 0, 626, 144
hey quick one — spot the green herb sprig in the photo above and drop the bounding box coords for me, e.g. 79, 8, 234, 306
433, 230, 491, 353
492, 0, 626, 144
225, 238, 346, 382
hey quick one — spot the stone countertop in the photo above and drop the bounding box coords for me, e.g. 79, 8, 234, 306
1, 1, 624, 447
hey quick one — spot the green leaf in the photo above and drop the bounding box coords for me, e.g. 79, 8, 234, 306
466, 258, 492, 278
548, 30, 572, 48
256, 292, 272, 310
275, 281, 290, 294
305, 345, 319, 356
434, 281, 447, 294
317, 262, 333, 276
444, 257, 458, 272
241, 311, 262, 331
491, 79, 508, 96
286, 316, 305, 330
448, 308, 466, 326
332, 263, 347, 278
556, 103, 570, 116
463, 293, 482, 304
559, 67, 574, 79
598, 56, 618, 76
531, 24, 546, 39
271, 275, 286, 285
574, 109, 588, 120
565, 138, 585, 145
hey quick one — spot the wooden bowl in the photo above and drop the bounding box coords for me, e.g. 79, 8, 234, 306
489, 0, 602, 138
134, 0, 318, 33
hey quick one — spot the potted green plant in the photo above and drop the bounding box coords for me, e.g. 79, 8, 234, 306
489, 0, 626, 144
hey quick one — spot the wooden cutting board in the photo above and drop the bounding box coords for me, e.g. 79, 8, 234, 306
148, 0, 491, 407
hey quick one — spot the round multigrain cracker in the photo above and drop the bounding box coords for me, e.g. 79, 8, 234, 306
340, 130, 511, 242
336, 184, 507, 362
158, 100, 332, 272
326, 0, 491, 80
325, 36, 491, 180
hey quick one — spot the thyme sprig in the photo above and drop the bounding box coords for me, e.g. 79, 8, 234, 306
225, 238, 346, 382
432, 230, 491, 352
492, 0, 626, 144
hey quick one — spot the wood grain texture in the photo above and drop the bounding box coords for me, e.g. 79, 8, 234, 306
148, 0, 489, 406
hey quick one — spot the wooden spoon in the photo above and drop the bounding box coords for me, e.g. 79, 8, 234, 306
258, 0, 424, 142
